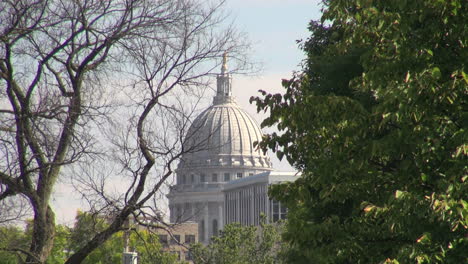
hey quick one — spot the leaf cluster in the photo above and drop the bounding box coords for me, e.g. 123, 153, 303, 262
190, 222, 285, 264
252, 0, 467, 263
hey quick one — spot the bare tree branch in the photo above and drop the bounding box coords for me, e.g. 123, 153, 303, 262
1, 0, 251, 263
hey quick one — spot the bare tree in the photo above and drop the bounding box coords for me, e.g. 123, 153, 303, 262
0, 0, 249, 263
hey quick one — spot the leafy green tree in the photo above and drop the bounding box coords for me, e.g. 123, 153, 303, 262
252, 1, 467, 263
0, 223, 70, 264
191, 222, 285, 264
0, 225, 29, 263
50, 225, 71, 264
68, 211, 178, 264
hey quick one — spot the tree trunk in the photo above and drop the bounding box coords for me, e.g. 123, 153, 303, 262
27, 205, 56, 264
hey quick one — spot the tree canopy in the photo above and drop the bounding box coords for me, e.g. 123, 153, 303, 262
252, 0, 467, 263
190, 222, 285, 264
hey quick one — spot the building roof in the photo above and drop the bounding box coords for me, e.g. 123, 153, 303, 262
223, 171, 299, 191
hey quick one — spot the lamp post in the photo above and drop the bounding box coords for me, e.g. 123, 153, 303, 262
122, 218, 138, 264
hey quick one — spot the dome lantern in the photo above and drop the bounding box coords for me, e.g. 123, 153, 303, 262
214, 52, 234, 105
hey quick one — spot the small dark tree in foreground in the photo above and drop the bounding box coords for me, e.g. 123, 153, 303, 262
252, 1, 467, 263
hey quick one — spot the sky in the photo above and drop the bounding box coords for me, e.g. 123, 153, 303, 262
53, 0, 324, 225
226, 0, 323, 170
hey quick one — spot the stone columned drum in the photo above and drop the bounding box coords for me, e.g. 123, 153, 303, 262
167, 54, 272, 243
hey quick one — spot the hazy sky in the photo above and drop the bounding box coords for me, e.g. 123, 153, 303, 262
227, 0, 322, 170
53, 0, 323, 224
228, 0, 322, 73
225, 0, 322, 116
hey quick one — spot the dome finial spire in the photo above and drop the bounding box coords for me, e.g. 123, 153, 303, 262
221, 51, 228, 74
214, 51, 233, 104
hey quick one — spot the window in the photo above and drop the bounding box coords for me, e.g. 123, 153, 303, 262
249, 173, 254, 176
280, 203, 287, 220
200, 173, 206, 182
212, 173, 218, 182
171, 235, 180, 244
190, 174, 194, 183
182, 175, 186, 184
158, 235, 168, 246
185, 234, 196, 244
175, 205, 181, 218
185, 251, 192, 261
212, 219, 218, 236
184, 203, 190, 214
237, 172, 243, 179
272, 200, 287, 222
272, 200, 280, 222
224, 173, 230, 181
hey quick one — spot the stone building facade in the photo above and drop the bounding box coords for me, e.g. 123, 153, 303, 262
154, 222, 198, 263
224, 171, 297, 226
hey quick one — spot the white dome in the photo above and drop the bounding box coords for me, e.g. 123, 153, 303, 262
168, 55, 272, 242
179, 100, 272, 169
177, 54, 271, 171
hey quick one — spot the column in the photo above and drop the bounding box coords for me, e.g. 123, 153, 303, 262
250, 187, 254, 225
204, 204, 209, 242
236, 191, 240, 223
224, 193, 228, 225
218, 203, 223, 230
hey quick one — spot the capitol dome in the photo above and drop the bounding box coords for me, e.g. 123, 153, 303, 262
168, 54, 272, 243
178, 55, 271, 171
179, 96, 271, 170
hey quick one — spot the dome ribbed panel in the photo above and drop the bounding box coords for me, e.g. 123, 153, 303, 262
231, 107, 242, 154
242, 110, 262, 155
224, 107, 233, 154
209, 107, 221, 154
238, 108, 254, 155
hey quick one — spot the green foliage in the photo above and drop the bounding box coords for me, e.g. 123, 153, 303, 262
47, 225, 72, 264
0, 212, 178, 264
0, 226, 29, 263
69, 212, 178, 264
252, 0, 467, 263
190, 222, 285, 264
0, 222, 70, 264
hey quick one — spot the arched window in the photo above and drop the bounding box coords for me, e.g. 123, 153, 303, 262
184, 203, 191, 216
212, 219, 218, 236
175, 205, 181, 219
